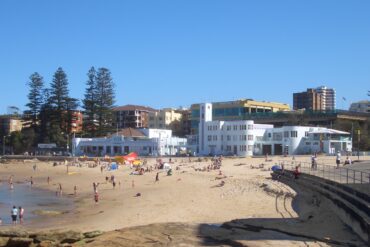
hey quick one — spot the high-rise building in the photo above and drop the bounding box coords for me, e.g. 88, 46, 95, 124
293, 89, 323, 111
113, 105, 157, 129
315, 86, 336, 110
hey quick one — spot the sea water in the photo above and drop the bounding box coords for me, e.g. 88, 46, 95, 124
0, 182, 73, 225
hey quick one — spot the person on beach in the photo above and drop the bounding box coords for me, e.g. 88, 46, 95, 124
30, 176, 34, 187
94, 192, 99, 204
58, 183, 63, 196
18, 206, 24, 224
93, 182, 99, 193
155, 172, 159, 182
47, 176, 50, 185
33, 164, 37, 171
11, 206, 18, 225
10, 182, 14, 190
74, 185, 77, 196
100, 166, 104, 173
112, 181, 116, 189
336, 151, 341, 169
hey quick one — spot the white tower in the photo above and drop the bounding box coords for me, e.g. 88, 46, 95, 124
199, 103, 212, 154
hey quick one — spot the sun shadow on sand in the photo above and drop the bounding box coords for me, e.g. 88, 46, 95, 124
196, 190, 366, 247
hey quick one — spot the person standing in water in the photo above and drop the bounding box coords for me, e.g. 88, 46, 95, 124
18, 206, 24, 224
11, 206, 18, 225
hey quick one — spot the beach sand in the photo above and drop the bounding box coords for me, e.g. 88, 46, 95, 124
0, 155, 368, 246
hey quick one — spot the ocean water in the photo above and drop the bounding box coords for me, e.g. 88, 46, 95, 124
0, 182, 73, 225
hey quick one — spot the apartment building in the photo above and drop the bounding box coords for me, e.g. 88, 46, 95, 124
316, 86, 336, 110
293, 89, 323, 111
113, 105, 157, 129
349, 100, 370, 113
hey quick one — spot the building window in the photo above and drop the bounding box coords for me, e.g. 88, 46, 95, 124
227, 135, 231, 141
248, 135, 253, 141
248, 145, 253, 151
233, 125, 237, 131
226, 146, 231, 151
291, 131, 298, 138
208, 136, 212, 141
227, 126, 231, 131
305, 131, 308, 137
268, 133, 271, 138
313, 142, 319, 145
284, 131, 289, 138
248, 124, 253, 130
221, 135, 224, 141
305, 142, 311, 145
213, 135, 217, 141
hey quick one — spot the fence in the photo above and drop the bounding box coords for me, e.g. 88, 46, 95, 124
277, 160, 370, 184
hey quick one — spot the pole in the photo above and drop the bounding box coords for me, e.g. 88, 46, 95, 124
2, 136, 5, 155
357, 129, 360, 161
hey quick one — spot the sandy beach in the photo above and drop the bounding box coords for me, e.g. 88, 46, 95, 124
0, 155, 369, 246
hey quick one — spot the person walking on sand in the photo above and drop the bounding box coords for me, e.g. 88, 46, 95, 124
336, 151, 341, 169
74, 185, 77, 196
58, 183, 63, 196
30, 176, 34, 187
94, 191, 99, 204
93, 182, 100, 193
11, 206, 18, 225
155, 172, 159, 182
18, 206, 24, 224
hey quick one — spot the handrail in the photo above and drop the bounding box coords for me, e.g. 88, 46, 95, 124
277, 160, 370, 184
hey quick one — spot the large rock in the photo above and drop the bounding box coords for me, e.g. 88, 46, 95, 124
0, 230, 29, 238
0, 237, 9, 247
37, 240, 57, 247
83, 231, 103, 239
6, 237, 33, 247
33, 231, 82, 244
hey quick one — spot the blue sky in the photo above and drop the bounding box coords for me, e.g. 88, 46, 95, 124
0, 0, 369, 113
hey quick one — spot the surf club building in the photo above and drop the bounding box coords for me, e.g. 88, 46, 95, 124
73, 128, 187, 157
196, 103, 352, 156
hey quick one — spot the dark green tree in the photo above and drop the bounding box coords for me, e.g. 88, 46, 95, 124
25, 72, 44, 125
95, 67, 116, 136
82, 67, 97, 136
41, 67, 78, 146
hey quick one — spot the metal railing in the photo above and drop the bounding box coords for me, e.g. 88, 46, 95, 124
277, 160, 370, 184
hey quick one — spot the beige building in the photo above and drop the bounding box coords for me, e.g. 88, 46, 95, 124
148, 108, 184, 135
0, 116, 23, 135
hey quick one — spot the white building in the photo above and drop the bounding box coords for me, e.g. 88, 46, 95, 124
197, 103, 352, 156
349, 100, 370, 113
73, 128, 187, 157
316, 86, 336, 110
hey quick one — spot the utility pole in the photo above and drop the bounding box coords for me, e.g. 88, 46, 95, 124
357, 129, 361, 161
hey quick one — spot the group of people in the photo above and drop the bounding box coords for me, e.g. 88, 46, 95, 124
11, 206, 25, 225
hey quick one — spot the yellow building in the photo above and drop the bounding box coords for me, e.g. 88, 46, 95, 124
149, 108, 182, 130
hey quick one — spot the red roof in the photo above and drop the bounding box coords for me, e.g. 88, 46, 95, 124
110, 128, 146, 137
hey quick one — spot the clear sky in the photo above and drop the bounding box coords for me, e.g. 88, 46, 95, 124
1, 0, 369, 113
